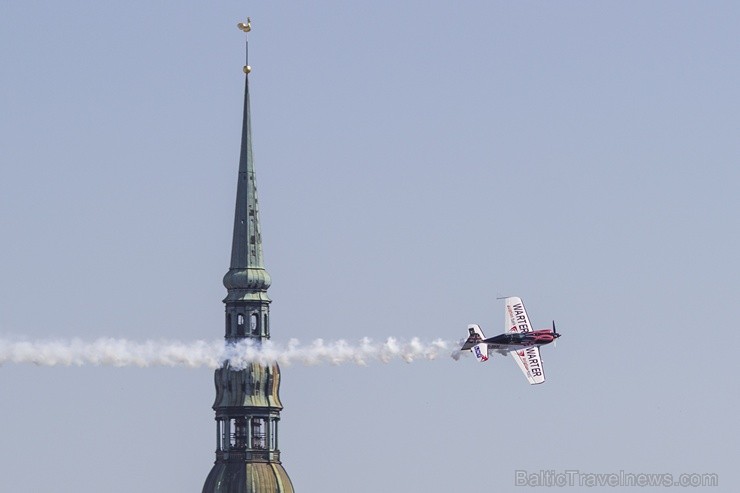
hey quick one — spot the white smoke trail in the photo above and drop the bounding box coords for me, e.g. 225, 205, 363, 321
0, 337, 464, 368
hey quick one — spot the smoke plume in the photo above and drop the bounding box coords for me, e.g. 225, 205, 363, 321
0, 337, 463, 368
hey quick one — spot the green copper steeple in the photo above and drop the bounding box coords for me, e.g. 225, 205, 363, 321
203, 20, 295, 493
222, 19, 271, 306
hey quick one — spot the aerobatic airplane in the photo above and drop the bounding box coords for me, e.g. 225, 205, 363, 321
460, 296, 560, 385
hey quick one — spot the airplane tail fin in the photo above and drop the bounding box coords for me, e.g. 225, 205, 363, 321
460, 324, 485, 350
462, 324, 489, 361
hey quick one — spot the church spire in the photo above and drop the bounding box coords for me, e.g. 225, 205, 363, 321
203, 20, 294, 493
223, 17, 272, 308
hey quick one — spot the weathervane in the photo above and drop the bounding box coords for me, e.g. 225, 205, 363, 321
237, 17, 251, 33
237, 18, 252, 74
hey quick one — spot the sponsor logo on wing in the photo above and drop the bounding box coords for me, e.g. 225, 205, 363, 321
524, 347, 542, 377
512, 303, 530, 333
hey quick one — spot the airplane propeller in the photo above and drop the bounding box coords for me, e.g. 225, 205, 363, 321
552, 320, 560, 347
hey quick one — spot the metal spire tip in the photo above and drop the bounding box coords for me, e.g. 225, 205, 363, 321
237, 18, 252, 73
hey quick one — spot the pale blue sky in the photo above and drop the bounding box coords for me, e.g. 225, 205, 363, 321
1, 1, 738, 491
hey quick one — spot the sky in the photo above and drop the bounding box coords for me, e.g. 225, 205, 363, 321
1, 1, 739, 491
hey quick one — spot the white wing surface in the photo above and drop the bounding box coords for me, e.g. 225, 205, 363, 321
511, 347, 546, 385
505, 296, 533, 334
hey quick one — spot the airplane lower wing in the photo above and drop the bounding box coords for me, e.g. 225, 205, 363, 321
511, 346, 546, 385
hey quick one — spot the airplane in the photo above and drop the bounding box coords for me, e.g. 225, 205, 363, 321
460, 296, 560, 385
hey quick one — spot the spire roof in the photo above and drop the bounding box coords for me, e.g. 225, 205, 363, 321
223, 20, 271, 303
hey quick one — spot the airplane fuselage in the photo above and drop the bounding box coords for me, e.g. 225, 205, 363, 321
483, 329, 559, 349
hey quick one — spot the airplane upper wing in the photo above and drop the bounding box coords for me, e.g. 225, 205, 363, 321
505, 297, 546, 384
511, 347, 546, 385
505, 296, 533, 334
